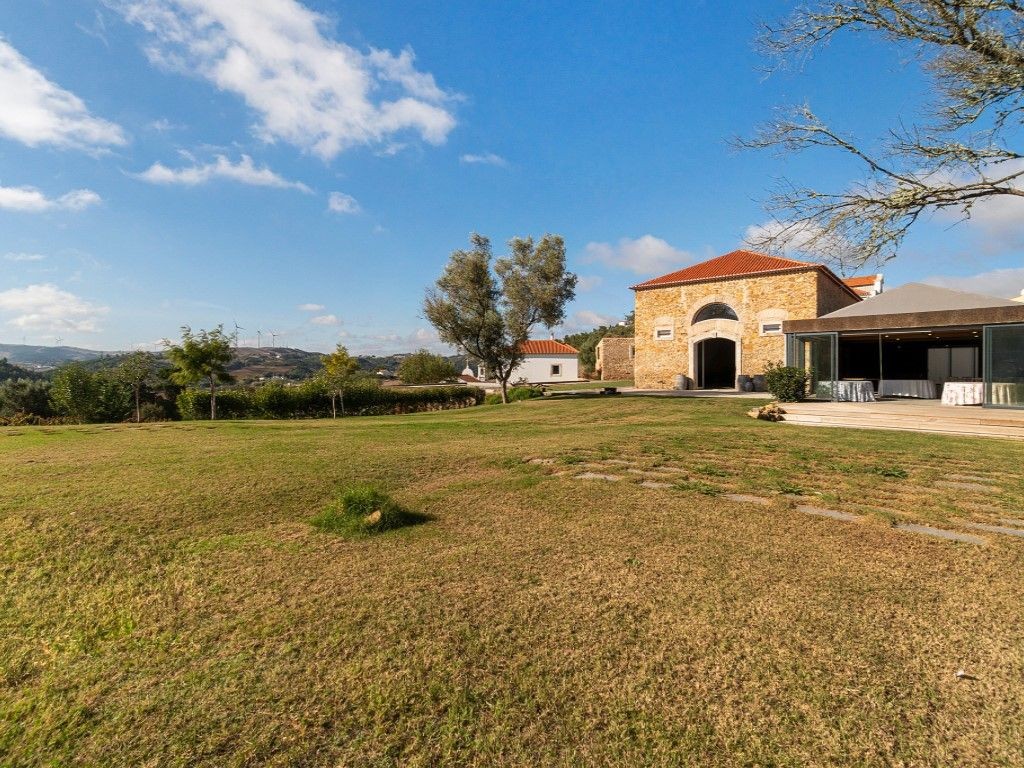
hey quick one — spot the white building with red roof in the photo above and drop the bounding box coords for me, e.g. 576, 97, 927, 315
477, 339, 581, 385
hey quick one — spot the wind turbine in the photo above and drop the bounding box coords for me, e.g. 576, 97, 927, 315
233, 320, 245, 349
270, 330, 279, 347
256, 329, 263, 349
55, 336, 63, 347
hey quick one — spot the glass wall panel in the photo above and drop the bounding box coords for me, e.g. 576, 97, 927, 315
787, 333, 837, 400
984, 324, 1024, 409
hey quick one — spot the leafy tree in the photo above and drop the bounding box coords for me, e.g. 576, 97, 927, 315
741, 1, 1024, 270
118, 350, 157, 423
424, 233, 577, 403
0, 378, 52, 418
50, 363, 100, 422
398, 349, 458, 384
165, 326, 235, 420
0, 358, 42, 383
319, 344, 360, 418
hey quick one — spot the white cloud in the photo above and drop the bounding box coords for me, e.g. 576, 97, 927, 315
134, 154, 311, 191
4, 252, 47, 262
0, 283, 109, 332
148, 117, 181, 132
584, 235, 694, 275
0, 185, 101, 212
327, 191, 360, 214
460, 152, 507, 167
0, 38, 126, 150
297, 302, 324, 311
562, 310, 621, 332
576, 275, 602, 292
310, 313, 340, 325
110, 0, 457, 160
923, 267, 1024, 299
744, 221, 841, 263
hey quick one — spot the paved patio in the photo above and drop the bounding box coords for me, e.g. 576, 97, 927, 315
781, 399, 1024, 440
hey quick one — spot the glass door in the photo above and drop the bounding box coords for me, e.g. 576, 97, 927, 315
983, 324, 1024, 409
787, 332, 838, 400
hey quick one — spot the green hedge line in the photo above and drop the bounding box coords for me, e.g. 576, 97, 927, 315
176, 381, 484, 420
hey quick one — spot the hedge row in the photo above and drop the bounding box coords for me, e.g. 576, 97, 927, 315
176, 381, 485, 420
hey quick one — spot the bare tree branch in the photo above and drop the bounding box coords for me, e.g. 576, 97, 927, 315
743, 1, 1024, 269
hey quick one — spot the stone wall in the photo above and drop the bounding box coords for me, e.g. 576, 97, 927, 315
595, 336, 634, 380
817, 272, 861, 316
633, 269, 839, 389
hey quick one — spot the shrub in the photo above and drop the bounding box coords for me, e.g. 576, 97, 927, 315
484, 385, 544, 405
0, 379, 53, 418
763, 362, 809, 402
177, 382, 484, 420
311, 486, 425, 536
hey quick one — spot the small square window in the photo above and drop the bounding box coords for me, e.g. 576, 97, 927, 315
550, 364, 562, 377
655, 326, 673, 340
760, 322, 783, 336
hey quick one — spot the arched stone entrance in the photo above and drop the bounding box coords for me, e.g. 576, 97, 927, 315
695, 337, 737, 389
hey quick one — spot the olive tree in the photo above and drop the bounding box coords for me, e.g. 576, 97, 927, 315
118, 350, 157, 423
741, 1, 1024, 271
398, 349, 457, 384
165, 326, 234, 420
319, 344, 360, 418
424, 233, 577, 403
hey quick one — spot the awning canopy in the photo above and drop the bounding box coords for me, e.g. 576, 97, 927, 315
784, 283, 1024, 334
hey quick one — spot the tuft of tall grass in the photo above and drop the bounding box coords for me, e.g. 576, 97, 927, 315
311, 486, 426, 537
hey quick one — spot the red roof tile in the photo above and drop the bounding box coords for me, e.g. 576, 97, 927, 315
843, 275, 878, 288
631, 250, 813, 290
519, 339, 578, 355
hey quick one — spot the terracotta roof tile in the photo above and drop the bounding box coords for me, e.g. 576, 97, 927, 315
630, 250, 813, 290
843, 275, 879, 287
519, 339, 578, 355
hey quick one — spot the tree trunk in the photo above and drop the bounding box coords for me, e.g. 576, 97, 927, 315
339, 389, 345, 416
134, 385, 141, 423
500, 377, 509, 404
210, 377, 217, 420
331, 392, 336, 419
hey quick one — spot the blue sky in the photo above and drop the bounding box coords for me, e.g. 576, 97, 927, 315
2, 0, 1023, 353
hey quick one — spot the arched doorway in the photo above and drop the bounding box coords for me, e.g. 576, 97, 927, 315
695, 337, 736, 389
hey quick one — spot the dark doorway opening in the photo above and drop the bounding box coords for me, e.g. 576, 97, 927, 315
696, 338, 736, 389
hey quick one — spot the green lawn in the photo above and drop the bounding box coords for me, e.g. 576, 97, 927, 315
2, 398, 1024, 766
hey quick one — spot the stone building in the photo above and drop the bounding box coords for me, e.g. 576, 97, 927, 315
631, 250, 863, 390
595, 336, 634, 381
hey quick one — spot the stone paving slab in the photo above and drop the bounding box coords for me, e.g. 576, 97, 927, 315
723, 494, 771, 506
935, 480, 998, 493
640, 481, 673, 490
1002, 518, 1024, 528
896, 523, 987, 545
796, 505, 859, 522
575, 472, 623, 482
947, 474, 997, 484
957, 521, 1024, 539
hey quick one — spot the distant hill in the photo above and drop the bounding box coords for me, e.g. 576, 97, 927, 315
0, 343, 467, 384
0, 343, 108, 370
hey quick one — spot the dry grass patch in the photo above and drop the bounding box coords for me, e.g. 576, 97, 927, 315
2, 398, 1024, 766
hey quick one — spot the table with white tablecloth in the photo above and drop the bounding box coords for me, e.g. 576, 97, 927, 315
814, 380, 876, 402
878, 379, 938, 399
941, 381, 983, 406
